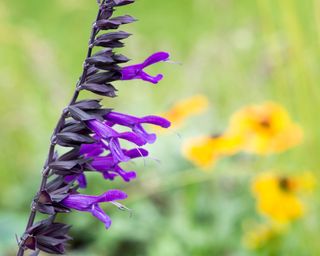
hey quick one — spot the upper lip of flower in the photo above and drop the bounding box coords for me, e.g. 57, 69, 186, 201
105, 111, 171, 128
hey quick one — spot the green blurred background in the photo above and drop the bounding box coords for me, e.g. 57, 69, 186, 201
1, 0, 320, 255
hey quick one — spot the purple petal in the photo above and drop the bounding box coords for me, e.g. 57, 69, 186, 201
94, 163, 137, 182
105, 112, 170, 129
141, 52, 170, 67
118, 131, 147, 146
64, 175, 76, 184
62, 190, 127, 211
62, 194, 100, 210
100, 166, 136, 182
91, 148, 147, 171
140, 115, 171, 128
103, 172, 117, 180
91, 156, 115, 171
133, 124, 157, 144
91, 204, 112, 229
120, 51, 169, 84
120, 64, 141, 81
102, 189, 128, 201
108, 138, 130, 162
87, 120, 118, 138
124, 148, 149, 158
138, 72, 163, 84
77, 173, 87, 188
105, 112, 139, 126
113, 165, 137, 182
80, 143, 104, 157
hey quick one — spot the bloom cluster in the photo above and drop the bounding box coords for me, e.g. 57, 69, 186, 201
182, 101, 303, 169
18, 1, 170, 255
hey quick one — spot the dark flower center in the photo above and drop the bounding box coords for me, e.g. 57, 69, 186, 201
259, 118, 271, 129
279, 177, 291, 192
211, 133, 222, 139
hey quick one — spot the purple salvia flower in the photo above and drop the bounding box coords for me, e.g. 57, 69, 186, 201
121, 52, 170, 84
86, 119, 150, 162
68, 147, 149, 186
86, 115, 169, 162
104, 165, 136, 182
87, 120, 130, 162
91, 148, 149, 182
61, 190, 128, 229
105, 111, 170, 143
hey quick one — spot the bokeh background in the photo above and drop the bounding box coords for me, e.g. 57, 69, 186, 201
1, 0, 320, 255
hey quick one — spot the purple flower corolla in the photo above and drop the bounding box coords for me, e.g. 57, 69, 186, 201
66, 148, 148, 186
72, 114, 169, 187
87, 120, 145, 162
80, 142, 104, 158
86, 114, 169, 161
105, 112, 171, 144
87, 120, 145, 146
91, 148, 149, 182
61, 190, 127, 229
121, 52, 170, 84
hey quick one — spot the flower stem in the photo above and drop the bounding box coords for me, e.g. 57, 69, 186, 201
17, 2, 105, 255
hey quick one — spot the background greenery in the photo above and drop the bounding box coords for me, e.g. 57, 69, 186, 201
1, 0, 319, 255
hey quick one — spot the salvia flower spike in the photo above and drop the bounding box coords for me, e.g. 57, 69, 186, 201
17, 1, 170, 255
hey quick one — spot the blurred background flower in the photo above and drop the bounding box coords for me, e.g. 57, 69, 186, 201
182, 134, 242, 169
1, 0, 320, 255
159, 95, 209, 131
226, 102, 304, 155
251, 171, 315, 223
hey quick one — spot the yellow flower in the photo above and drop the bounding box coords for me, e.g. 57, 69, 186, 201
182, 134, 242, 169
242, 220, 285, 250
160, 95, 209, 131
227, 102, 303, 155
252, 172, 315, 223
